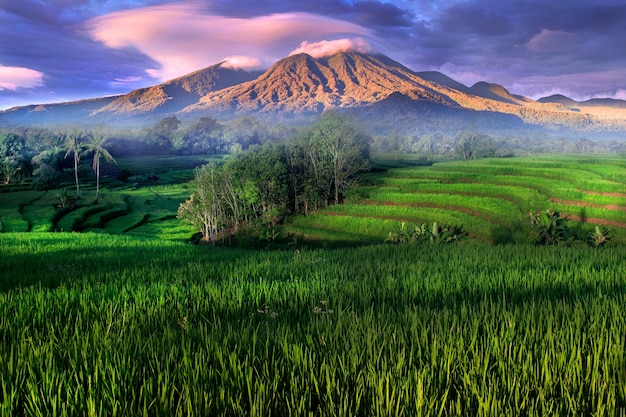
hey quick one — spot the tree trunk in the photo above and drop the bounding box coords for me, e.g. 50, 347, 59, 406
95, 156, 100, 202
74, 153, 81, 198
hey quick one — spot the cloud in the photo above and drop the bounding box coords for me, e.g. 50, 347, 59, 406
352, 1, 415, 27
289, 38, 372, 58
525, 29, 580, 54
221, 56, 263, 70
86, 3, 372, 81
0, 65, 45, 90
607, 89, 626, 101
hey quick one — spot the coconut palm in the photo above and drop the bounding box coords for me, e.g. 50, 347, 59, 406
85, 130, 116, 202
63, 129, 85, 198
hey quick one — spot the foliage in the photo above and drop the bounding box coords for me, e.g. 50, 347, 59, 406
54, 188, 75, 209
455, 131, 497, 160
0, 158, 22, 184
0, 133, 29, 183
62, 128, 87, 198
177, 162, 225, 243
84, 129, 117, 202
588, 225, 611, 247
529, 209, 613, 247
179, 114, 371, 243
1, 234, 626, 415
385, 221, 466, 244
529, 209, 570, 245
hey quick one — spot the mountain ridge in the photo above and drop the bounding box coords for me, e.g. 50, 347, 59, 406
1, 51, 625, 136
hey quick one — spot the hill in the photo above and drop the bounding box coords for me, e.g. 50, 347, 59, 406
93, 62, 262, 117
1, 51, 625, 137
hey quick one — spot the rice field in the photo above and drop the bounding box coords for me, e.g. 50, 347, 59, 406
1, 233, 625, 415
1, 153, 625, 415
0, 156, 216, 241
287, 154, 626, 245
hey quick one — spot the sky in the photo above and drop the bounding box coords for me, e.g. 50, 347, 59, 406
1, 0, 626, 110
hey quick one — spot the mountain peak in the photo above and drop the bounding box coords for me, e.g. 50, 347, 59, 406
92, 62, 262, 117
538, 94, 580, 107
183, 51, 458, 116
468, 81, 528, 105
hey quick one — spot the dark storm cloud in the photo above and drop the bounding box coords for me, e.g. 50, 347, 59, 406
351, 1, 414, 28
387, 0, 626, 99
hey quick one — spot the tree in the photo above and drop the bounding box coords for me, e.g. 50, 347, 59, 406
305, 113, 370, 205
177, 163, 226, 244
31, 146, 64, 190
227, 144, 289, 225
63, 129, 86, 198
142, 116, 181, 153
85, 130, 117, 202
0, 133, 28, 184
0, 158, 21, 184
176, 116, 225, 154
455, 131, 496, 160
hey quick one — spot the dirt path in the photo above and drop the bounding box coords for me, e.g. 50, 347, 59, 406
550, 197, 626, 212
564, 215, 626, 229
578, 189, 626, 198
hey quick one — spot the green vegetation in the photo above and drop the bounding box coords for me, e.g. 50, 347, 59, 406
178, 113, 370, 243
288, 154, 626, 245
1, 233, 625, 415
0, 121, 625, 415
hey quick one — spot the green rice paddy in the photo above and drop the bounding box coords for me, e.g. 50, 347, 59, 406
287, 154, 626, 245
1, 153, 625, 415
1, 233, 625, 415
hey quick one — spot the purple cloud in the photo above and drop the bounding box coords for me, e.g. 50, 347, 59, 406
1, 0, 625, 108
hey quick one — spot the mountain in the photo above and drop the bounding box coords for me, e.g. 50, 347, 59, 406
415, 71, 470, 93
0, 62, 261, 126
538, 94, 581, 108
180, 52, 590, 129
182, 52, 459, 116
467, 82, 530, 106
1, 51, 625, 137
581, 98, 626, 109
93, 62, 262, 117
0, 96, 119, 126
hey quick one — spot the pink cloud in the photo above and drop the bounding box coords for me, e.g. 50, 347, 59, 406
288, 38, 372, 58
86, 3, 371, 81
221, 56, 263, 70
525, 29, 580, 54
609, 89, 626, 101
0, 65, 44, 90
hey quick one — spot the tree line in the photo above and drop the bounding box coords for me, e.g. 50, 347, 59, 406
0, 115, 284, 191
177, 113, 370, 243
2, 112, 624, 193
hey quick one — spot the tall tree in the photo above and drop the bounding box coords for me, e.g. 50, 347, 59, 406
177, 162, 226, 244
0, 133, 28, 184
85, 130, 117, 202
306, 113, 370, 205
63, 129, 85, 198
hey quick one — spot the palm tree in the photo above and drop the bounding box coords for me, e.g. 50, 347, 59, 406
63, 129, 85, 199
85, 130, 116, 202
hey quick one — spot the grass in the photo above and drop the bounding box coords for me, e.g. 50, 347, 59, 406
1, 153, 625, 415
288, 154, 626, 245
2, 154, 624, 244
1, 233, 625, 415
0, 156, 210, 241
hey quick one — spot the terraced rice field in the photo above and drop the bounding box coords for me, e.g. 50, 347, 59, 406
287, 155, 626, 244
0, 156, 216, 241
